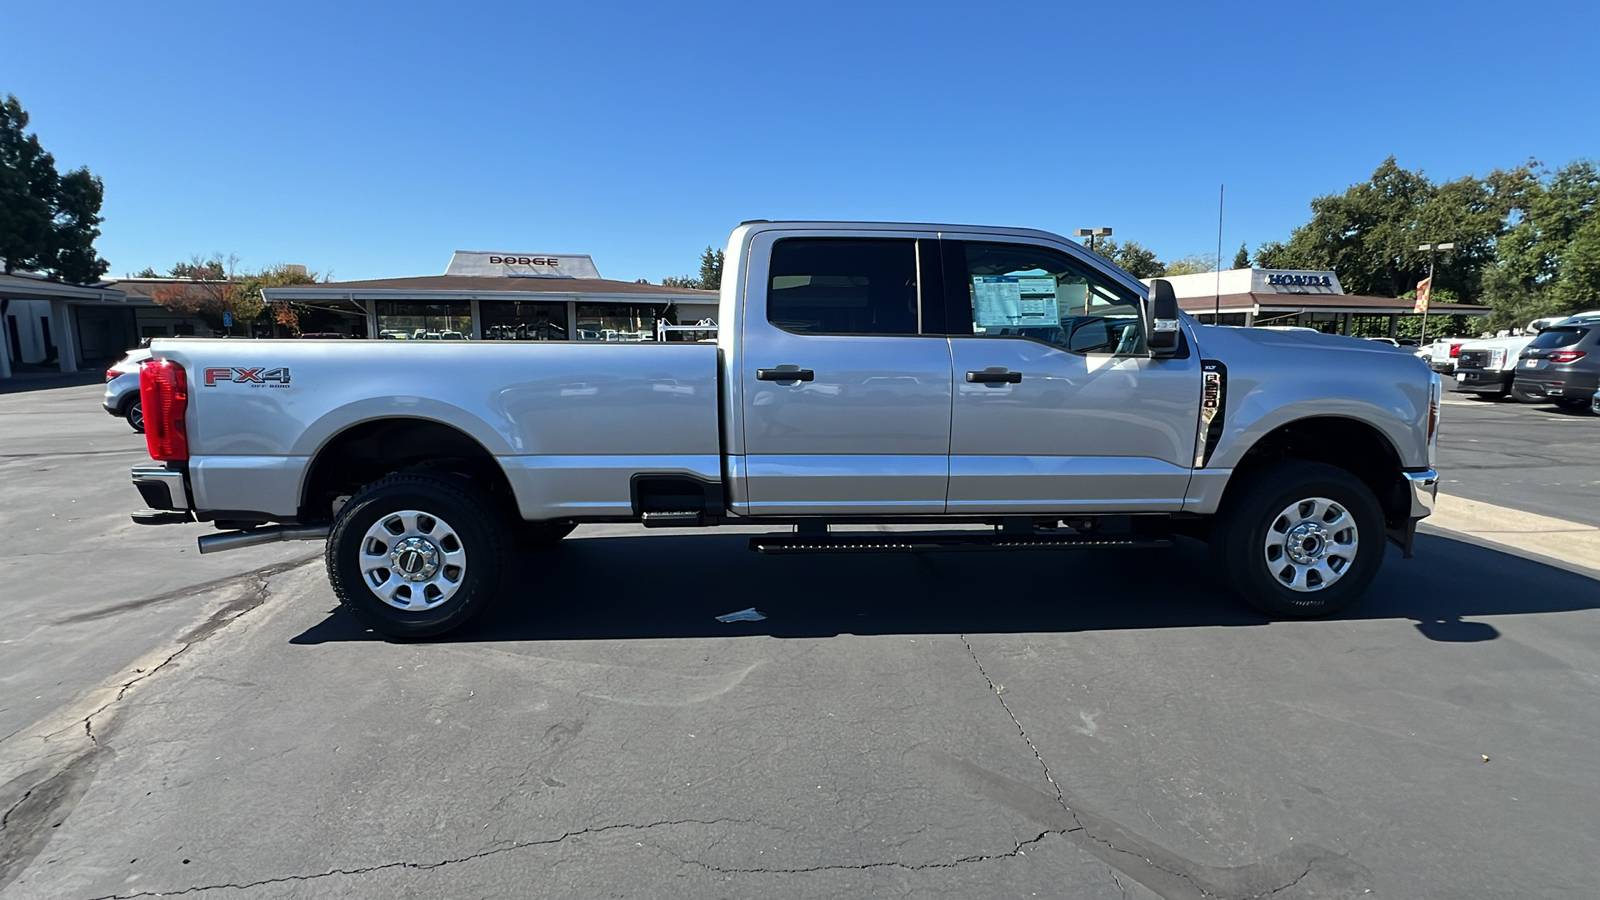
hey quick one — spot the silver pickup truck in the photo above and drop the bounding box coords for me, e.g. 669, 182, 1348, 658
129, 221, 1441, 637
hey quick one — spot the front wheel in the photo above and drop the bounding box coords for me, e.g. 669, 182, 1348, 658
1210, 461, 1386, 618
326, 473, 509, 638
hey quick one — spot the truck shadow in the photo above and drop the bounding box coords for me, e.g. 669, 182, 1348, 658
291, 531, 1597, 645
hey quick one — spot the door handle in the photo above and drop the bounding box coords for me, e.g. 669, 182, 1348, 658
757, 367, 815, 382
965, 368, 1022, 384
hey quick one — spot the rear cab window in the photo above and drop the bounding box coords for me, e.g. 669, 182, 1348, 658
767, 239, 923, 336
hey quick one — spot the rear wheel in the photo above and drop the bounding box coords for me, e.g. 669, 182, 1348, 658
326, 473, 509, 638
1210, 461, 1385, 618
1554, 397, 1589, 411
125, 399, 145, 433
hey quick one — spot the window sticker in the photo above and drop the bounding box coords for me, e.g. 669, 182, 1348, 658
972, 275, 1060, 328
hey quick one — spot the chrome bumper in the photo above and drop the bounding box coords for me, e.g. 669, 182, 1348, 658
1403, 469, 1437, 518
131, 467, 193, 524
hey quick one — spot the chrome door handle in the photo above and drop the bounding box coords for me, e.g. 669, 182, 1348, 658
965, 368, 1022, 384
757, 367, 815, 382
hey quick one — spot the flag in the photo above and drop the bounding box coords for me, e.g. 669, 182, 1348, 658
1414, 276, 1432, 314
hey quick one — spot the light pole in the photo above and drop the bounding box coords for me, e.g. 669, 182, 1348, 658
1416, 240, 1456, 344
1073, 227, 1112, 253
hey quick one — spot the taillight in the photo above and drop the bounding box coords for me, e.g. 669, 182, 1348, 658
139, 359, 189, 461
1548, 350, 1587, 364
105, 368, 117, 381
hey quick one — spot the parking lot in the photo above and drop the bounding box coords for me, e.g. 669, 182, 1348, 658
2, 382, 1598, 899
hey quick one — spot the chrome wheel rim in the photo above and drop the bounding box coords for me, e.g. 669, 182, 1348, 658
359, 510, 468, 611
1263, 497, 1359, 593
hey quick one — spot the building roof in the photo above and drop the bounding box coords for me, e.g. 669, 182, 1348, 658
0, 272, 128, 302
263, 275, 716, 300
1180, 293, 1490, 316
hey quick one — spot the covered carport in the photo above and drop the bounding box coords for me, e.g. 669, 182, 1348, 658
1181, 292, 1490, 336
1, 272, 134, 380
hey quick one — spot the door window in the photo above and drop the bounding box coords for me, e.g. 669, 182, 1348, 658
956, 242, 1146, 355
767, 239, 920, 336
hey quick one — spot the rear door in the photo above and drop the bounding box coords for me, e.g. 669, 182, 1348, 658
941, 236, 1202, 512
736, 231, 953, 515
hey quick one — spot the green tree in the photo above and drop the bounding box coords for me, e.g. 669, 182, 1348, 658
1257, 156, 1531, 301
133, 266, 159, 278
0, 94, 107, 283
662, 246, 726, 290
236, 264, 321, 333
1088, 238, 1166, 278
1162, 254, 1218, 277
698, 246, 724, 290
1231, 243, 1250, 269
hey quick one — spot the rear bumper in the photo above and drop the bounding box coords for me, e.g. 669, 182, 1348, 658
1514, 372, 1599, 400
131, 466, 195, 524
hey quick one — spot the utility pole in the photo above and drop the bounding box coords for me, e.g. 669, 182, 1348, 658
1416, 241, 1456, 344
1073, 227, 1112, 253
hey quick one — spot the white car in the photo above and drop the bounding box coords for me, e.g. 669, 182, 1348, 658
102, 348, 152, 432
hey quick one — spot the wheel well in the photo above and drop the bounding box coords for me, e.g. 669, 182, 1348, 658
298, 418, 516, 523
1227, 417, 1411, 526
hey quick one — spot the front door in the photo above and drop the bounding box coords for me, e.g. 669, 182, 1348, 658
942, 238, 1201, 513
737, 233, 953, 515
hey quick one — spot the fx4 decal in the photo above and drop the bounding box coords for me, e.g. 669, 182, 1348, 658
203, 367, 292, 387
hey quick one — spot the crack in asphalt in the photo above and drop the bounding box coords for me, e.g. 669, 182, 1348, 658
80, 818, 753, 899
957, 635, 1084, 831
678, 828, 1074, 875
957, 635, 1334, 900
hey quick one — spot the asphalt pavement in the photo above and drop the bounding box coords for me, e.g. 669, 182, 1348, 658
1436, 390, 1600, 528
2, 382, 1598, 900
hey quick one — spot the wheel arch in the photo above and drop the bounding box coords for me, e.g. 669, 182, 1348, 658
1220, 415, 1412, 528
297, 416, 518, 524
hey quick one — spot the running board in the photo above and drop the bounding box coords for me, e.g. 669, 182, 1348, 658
749, 533, 1172, 554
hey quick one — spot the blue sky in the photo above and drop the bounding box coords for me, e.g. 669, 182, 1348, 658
6, 0, 1597, 284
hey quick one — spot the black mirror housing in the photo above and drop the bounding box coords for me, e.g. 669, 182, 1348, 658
1148, 279, 1181, 357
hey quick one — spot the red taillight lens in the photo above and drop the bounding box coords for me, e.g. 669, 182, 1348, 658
139, 359, 189, 461
1449, 344, 1462, 357
1548, 350, 1587, 364
105, 368, 117, 381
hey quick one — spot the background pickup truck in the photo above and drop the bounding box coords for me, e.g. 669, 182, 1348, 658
130, 221, 1441, 637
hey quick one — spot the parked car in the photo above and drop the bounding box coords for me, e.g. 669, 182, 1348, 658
1452, 316, 1566, 400
102, 348, 153, 432
1424, 337, 1474, 373
126, 220, 1441, 638
1512, 314, 1600, 409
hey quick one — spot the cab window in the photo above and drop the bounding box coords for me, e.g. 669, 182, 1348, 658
767, 238, 919, 336
957, 242, 1146, 355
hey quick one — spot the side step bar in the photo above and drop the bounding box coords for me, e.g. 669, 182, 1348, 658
749, 533, 1172, 554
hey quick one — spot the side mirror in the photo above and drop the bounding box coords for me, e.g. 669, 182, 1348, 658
1148, 279, 1181, 357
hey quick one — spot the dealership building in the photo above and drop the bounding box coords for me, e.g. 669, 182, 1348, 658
262, 251, 718, 342
1155, 267, 1489, 334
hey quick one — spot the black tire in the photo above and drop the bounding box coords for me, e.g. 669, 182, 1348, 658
1209, 460, 1385, 618
326, 473, 509, 638
515, 521, 577, 548
1554, 396, 1589, 411
125, 399, 145, 433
